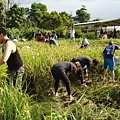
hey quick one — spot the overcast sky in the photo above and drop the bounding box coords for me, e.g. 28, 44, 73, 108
14, 0, 120, 20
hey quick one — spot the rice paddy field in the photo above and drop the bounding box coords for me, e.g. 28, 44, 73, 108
0, 38, 120, 120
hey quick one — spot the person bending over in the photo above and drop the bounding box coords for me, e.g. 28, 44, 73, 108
51, 61, 81, 101
71, 56, 98, 86
80, 37, 89, 48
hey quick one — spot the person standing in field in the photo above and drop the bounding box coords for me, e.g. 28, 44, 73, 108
0, 27, 24, 88
71, 56, 98, 86
51, 61, 81, 101
103, 41, 120, 81
70, 26, 75, 43
112, 27, 117, 39
96, 29, 100, 39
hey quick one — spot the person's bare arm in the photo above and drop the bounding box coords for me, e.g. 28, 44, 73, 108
0, 41, 13, 65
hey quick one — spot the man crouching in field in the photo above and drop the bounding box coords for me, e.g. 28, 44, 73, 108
51, 61, 81, 101
71, 56, 98, 86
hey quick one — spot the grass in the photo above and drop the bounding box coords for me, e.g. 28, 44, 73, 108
0, 38, 120, 120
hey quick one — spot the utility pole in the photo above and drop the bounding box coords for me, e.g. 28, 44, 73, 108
3, 0, 15, 10
8, 0, 15, 10
2, 0, 10, 10
2, 0, 15, 26
2, 0, 7, 25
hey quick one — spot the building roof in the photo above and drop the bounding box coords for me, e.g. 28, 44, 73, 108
74, 18, 120, 27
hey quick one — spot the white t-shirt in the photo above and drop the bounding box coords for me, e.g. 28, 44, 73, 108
82, 38, 89, 46
70, 29, 75, 38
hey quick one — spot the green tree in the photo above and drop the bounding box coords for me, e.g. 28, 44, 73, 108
73, 5, 90, 23
41, 11, 63, 30
27, 2, 47, 27
48, 11, 62, 30
27, 2, 74, 30
40, 12, 52, 29
93, 18, 101, 21
59, 11, 74, 28
6, 4, 25, 28
41, 11, 74, 30
23, 7, 33, 28
0, 0, 5, 26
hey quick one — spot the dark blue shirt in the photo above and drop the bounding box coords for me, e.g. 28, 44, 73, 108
103, 44, 119, 59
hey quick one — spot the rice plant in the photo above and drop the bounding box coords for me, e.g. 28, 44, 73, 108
0, 39, 120, 120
